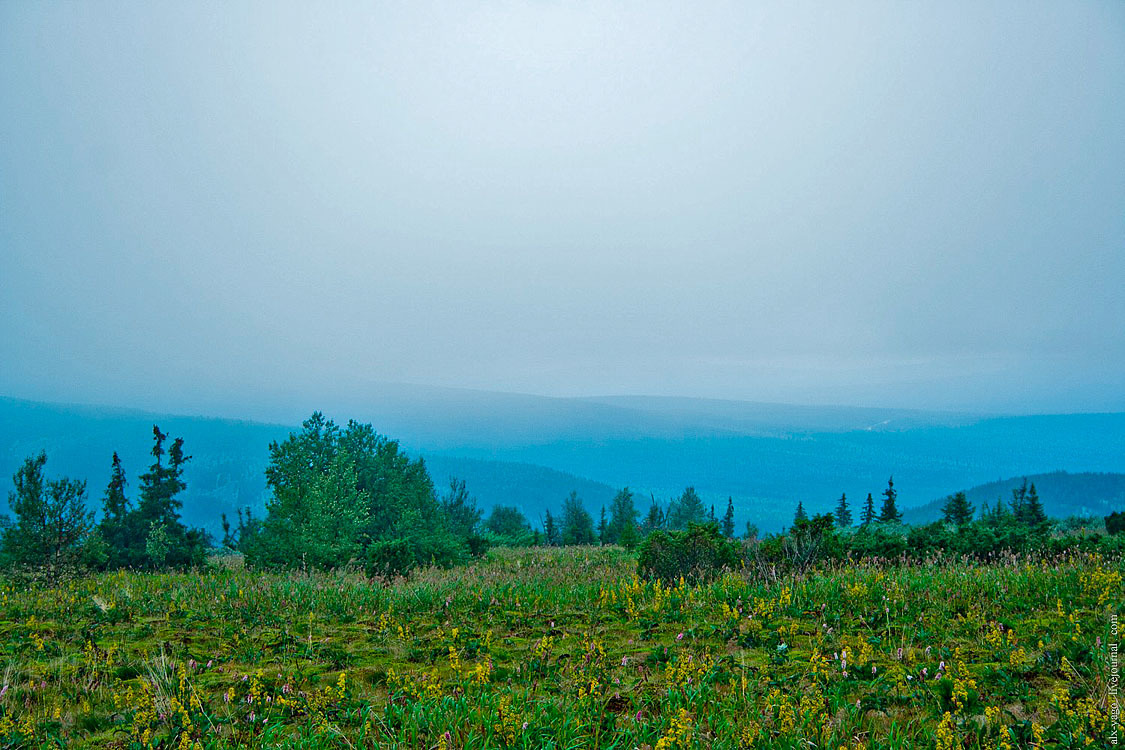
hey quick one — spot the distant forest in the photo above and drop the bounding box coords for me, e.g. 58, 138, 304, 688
3, 411, 1124, 581
3, 396, 1125, 536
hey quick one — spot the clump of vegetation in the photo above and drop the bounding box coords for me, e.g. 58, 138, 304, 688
2, 425, 206, 579
637, 522, 741, 582
238, 413, 480, 577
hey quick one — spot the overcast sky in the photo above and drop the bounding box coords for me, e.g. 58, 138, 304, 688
2, 1, 1123, 417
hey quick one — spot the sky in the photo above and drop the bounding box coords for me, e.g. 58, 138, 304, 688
2, 1, 1123, 418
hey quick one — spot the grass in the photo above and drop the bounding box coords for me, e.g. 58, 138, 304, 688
0, 546, 1120, 748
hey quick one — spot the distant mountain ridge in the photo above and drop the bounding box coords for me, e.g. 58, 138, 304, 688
0, 396, 618, 535
2, 393, 1123, 534
903, 471, 1125, 524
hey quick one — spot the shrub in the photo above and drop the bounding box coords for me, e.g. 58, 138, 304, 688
637, 522, 741, 582
364, 529, 468, 578
1106, 511, 1125, 536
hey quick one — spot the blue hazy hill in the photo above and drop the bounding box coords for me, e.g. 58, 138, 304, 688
1, 392, 1123, 534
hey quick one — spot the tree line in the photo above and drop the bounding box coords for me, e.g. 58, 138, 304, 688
2, 414, 1122, 580
1, 426, 207, 578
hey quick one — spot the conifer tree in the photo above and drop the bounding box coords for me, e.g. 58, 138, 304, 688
133, 426, 205, 568
878, 476, 901, 523
1023, 482, 1047, 526
1010, 479, 1028, 519
597, 506, 608, 544
834, 492, 852, 527
667, 487, 707, 530
642, 499, 665, 536
544, 509, 560, 546
560, 491, 595, 545
606, 488, 638, 545
721, 497, 736, 538
861, 493, 876, 526
619, 517, 638, 549
941, 491, 974, 526
794, 501, 808, 524
103, 453, 129, 524
2, 453, 94, 574
99, 452, 134, 567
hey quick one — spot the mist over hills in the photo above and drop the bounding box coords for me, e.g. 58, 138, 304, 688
1, 390, 1123, 534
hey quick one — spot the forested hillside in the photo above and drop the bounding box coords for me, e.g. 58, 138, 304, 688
3, 396, 1124, 534
904, 471, 1125, 523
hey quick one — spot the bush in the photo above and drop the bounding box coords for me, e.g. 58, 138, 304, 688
364, 529, 468, 578
1106, 511, 1125, 536
637, 522, 741, 583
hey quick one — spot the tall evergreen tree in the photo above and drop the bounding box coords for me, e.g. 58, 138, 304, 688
597, 506, 608, 545
441, 478, 481, 538
543, 509, 560, 546
1022, 482, 1047, 526
103, 453, 129, 524
793, 501, 808, 524
878, 476, 902, 523
860, 493, 876, 526
99, 452, 135, 567
941, 491, 974, 526
1010, 479, 1028, 519
721, 497, 736, 538
560, 491, 595, 545
667, 487, 707, 530
834, 493, 852, 527
642, 499, 665, 536
134, 426, 203, 568
988, 495, 1012, 526
137, 426, 189, 528
605, 488, 638, 545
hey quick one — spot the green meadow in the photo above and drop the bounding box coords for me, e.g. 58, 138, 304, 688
1, 547, 1119, 749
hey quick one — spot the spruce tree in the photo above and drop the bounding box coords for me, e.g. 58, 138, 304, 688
606, 487, 638, 545
103, 453, 129, 523
1010, 479, 1028, 520
597, 506, 608, 545
134, 426, 203, 568
834, 493, 852, 527
794, 501, 808, 524
941, 491, 974, 526
721, 497, 736, 538
99, 452, 134, 567
619, 517, 638, 549
1023, 482, 1047, 526
878, 476, 901, 523
990, 495, 1011, 526
560, 491, 595, 545
642, 499, 665, 536
861, 493, 876, 526
667, 487, 707, 530
544, 509, 560, 546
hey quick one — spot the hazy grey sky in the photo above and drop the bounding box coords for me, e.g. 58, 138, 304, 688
2, 1, 1123, 416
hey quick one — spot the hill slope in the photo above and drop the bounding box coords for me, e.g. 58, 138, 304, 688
903, 471, 1125, 524
2, 394, 1124, 534
0, 398, 616, 535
